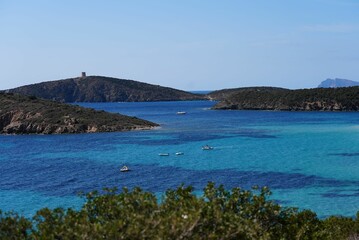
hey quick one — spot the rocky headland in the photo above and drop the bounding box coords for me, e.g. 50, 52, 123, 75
5, 75, 206, 102
0, 93, 158, 134
209, 87, 359, 111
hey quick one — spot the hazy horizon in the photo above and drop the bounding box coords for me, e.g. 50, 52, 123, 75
1, 0, 359, 90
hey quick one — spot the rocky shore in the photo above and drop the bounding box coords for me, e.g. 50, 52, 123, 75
210, 87, 359, 111
0, 93, 158, 134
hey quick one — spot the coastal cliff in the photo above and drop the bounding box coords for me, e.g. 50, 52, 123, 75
5, 76, 205, 102
0, 93, 158, 134
210, 87, 359, 111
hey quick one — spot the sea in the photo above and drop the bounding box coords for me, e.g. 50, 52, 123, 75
0, 100, 358, 218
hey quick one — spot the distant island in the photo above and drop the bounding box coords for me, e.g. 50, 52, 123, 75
318, 78, 359, 88
5, 73, 206, 102
209, 87, 359, 111
0, 93, 158, 134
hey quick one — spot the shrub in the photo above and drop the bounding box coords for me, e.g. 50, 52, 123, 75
0, 183, 358, 239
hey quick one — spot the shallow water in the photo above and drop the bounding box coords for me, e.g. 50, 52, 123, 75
0, 101, 358, 218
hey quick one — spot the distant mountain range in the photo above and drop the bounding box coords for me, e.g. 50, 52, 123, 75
4, 75, 206, 102
318, 78, 359, 88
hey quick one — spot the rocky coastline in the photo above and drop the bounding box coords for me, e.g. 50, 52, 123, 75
0, 93, 158, 134
210, 87, 359, 111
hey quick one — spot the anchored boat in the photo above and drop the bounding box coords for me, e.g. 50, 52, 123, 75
176, 111, 186, 115
202, 145, 214, 150
159, 153, 170, 156
120, 165, 130, 172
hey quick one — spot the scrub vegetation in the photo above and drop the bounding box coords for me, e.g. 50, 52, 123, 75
5, 76, 206, 102
0, 93, 158, 134
0, 183, 358, 239
210, 86, 359, 111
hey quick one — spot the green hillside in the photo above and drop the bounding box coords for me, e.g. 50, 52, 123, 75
5, 76, 206, 102
211, 87, 359, 111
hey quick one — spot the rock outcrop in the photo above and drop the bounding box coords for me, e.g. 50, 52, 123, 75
0, 93, 158, 134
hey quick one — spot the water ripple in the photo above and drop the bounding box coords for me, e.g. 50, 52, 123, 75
0, 158, 357, 197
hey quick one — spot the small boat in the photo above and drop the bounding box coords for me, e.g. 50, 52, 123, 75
202, 145, 214, 150
120, 165, 129, 172
159, 153, 170, 156
176, 111, 186, 115
175, 152, 184, 155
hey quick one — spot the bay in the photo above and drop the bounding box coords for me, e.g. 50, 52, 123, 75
0, 101, 358, 218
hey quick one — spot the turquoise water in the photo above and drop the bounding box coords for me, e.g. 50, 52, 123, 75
0, 101, 358, 218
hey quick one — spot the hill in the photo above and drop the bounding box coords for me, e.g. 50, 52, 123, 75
0, 93, 158, 134
211, 87, 359, 111
5, 75, 206, 102
318, 78, 359, 88
207, 87, 288, 100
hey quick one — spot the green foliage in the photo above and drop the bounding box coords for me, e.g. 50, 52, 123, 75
0, 183, 358, 239
0, 210, 32, 239
320, 215, 359, 240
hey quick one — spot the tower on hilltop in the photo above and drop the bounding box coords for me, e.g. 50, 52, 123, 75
81, 72, 86, 78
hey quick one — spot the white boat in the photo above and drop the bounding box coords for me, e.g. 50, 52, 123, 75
120, 165, 129, 172
176, 111, 186, 115
159, 153, 170, 156
175, 152, 184, 155
202, 145, 214, 150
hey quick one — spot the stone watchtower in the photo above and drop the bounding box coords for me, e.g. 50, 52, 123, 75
81, 72, 86, 78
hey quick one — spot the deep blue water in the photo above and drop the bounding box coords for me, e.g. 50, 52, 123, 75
0, 101, 359, 218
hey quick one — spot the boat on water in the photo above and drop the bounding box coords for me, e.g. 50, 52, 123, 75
175, 152, 184, 155
176, 111, 186, 115
120, 165, 129, 172
159, 153, 170, 156
202, 145, 214, 150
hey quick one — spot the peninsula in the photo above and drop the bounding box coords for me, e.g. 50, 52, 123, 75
210, 87, 359, 111
5, 74, 205, 102
0, 93, 158, 134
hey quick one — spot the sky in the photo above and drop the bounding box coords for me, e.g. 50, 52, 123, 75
1, 0, 359, 91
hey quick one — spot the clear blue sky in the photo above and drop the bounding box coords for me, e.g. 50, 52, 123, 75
1, 0, 359, 90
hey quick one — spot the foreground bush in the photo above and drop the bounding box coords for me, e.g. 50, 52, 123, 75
0, 183, 358, 239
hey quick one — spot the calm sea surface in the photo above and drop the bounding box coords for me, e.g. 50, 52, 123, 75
0, 101, 358, 218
